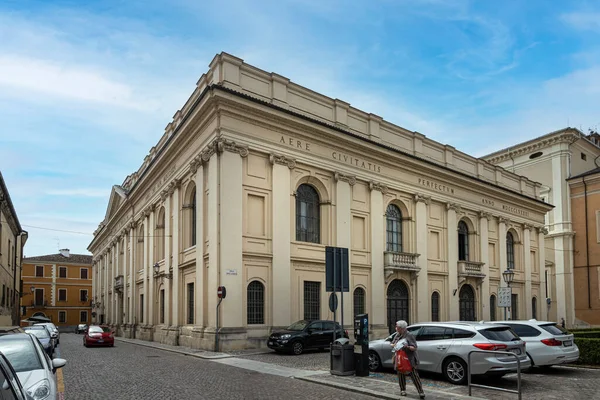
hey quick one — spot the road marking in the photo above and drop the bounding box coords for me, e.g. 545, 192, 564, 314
57, 367, 65, 393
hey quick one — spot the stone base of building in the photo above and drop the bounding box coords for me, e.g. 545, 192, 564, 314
136, 324, 154, 341
156, 325, 180, 346
121, 324, 137, 338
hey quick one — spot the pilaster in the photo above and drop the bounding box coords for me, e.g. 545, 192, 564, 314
369, 184, 385, 329
195, 164, 205, 326
143, 213, 149, 324
538, 228, 548, 321
129, 225, 135, 324
415, 193, 430, 322
172, 182, 181, 326
335, 173, 353, 327
447, 203, 459, 321
498, 217, 508, 319
148, 209, 155, 326
164, 190, 172, 326
523, 224, 532, 319
479, 212, 491, 320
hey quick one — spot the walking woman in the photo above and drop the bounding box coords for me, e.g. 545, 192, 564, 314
391, 320, 425, 398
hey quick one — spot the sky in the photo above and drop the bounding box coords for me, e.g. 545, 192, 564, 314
1, 0, 600, 257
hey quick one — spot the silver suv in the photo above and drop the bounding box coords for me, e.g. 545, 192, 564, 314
368, 322, 530, 384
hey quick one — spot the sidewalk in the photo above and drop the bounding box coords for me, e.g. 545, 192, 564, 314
115, 337, 488, 399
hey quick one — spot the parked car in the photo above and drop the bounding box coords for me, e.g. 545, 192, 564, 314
34, 323, 59, 345
83, 325, 114, 347
0, 351, 33, 400
267, 320, 348, 355
76, 324, 88, 334
490, 320, 579, 368
0, 333, 66, 400
0, 326, 25, 335
368, 322, 530, 385
23, 326, 54, 357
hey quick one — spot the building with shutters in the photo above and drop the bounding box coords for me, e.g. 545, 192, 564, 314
21, 249, 93, 330
88, 52, 552, 350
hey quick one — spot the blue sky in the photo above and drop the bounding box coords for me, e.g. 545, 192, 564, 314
1, 0, 599, 257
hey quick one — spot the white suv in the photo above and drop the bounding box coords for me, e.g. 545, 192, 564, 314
491, 320, 579, 368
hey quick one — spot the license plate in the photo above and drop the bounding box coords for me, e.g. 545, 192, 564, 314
563, 340, 572, 347
509, 348, 521, 355
98, 340, 104, 343
268, 341, 273, 345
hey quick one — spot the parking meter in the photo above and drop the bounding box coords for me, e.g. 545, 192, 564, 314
354, 314, 369, 376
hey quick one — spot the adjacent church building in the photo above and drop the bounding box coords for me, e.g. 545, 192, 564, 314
88, 52, 552, 350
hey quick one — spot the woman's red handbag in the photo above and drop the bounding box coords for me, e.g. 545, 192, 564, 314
396, 349, 413, 374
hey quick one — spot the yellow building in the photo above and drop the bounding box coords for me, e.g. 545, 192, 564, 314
21, 249, 92, 330
89, 52, 553, 350
0, 171, 28, 326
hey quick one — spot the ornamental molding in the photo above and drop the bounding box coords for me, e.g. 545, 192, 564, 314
414, 193, 431, 205
219, 138, 249, 158
269, 153, 296, 169
369, 181, 388, 194
446, 202, 462, 214
478, 211, 492, 220
334, 172, 357, 186
523, 223, 534, 231
486, 132, 580, 164
497, 216, 511, 225
189, 155, 203, 174
538, 226, 549, 235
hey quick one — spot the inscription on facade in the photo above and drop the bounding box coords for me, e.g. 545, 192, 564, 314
502, 204, 529, 217
145, 164, 177, 202
482, 198, 495, 206
280, 135, 311, 151
418, 178, 455, 194
331, 151, 382, 173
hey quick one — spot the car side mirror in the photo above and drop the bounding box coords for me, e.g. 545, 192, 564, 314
52, 358, 67, 373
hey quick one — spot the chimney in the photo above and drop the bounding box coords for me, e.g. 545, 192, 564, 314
59, 249, 70, 258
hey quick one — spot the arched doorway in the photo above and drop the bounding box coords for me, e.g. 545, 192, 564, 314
387, 279, 409, 333
459, 285, 476, 321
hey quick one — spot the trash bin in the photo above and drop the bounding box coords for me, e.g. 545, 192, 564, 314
330, 339, 355, 376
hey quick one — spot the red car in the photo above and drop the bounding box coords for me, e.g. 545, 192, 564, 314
83, 325, 114, 347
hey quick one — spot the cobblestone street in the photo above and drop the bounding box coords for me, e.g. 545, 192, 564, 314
59, 333, 376, 400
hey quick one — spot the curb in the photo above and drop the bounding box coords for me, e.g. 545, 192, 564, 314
295, 376, 398, 400
114, 337, 232, 360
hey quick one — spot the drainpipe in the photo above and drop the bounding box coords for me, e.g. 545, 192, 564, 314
13, 231, 28, 325
583, 178, 591, 309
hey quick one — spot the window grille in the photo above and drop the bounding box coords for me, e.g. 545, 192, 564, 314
160, 290, 165, 324
353, 287, 365, 316
247, 281, 265, 324
296, 185, 320, 243
303, 281, 320, 320
507, 232, 515, 269
458, 221, 469, 261
431, 292, 440, 321
191, 192, 197, 246
490, 295, 497, 321
187, 283, 194, 325
386, 204, 403, 252
532, 297, 537, 320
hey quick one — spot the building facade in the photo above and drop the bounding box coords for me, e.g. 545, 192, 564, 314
21, 249, 93, 330
483, 129, 600, 327
568, 166, 600, 326
0, 171, 28, 326
89, 52, 552, 350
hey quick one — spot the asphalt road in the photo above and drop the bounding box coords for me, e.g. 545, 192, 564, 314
59, 333, 377, 400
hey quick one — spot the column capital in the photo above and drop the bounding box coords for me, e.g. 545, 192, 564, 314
523, 223, 534, 231
478, 211, 492, 220
414, 193, 431, 205
217, 138, 249, 158
446, 202, 462, 214
498, 216, 510, 225
189, 155, 203, 174
269, 153, 296, 169
369, 180, 388, 194
334, 172, 357, 186
537, 225, 549, 235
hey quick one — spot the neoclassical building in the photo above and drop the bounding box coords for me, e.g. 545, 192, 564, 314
88, 52, 552, 350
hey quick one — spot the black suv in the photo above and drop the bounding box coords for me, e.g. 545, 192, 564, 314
267, 320, 348, 355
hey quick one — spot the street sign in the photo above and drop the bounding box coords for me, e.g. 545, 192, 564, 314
329, 293, 338, 312
498, 287, 512, 307
217, 286, 227, 299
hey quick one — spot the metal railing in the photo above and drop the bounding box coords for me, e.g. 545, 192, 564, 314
467, 350, 522, 400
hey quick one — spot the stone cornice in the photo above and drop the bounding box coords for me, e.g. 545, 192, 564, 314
334, 172, 357, 186
414, 193, 431, 205
269, 153, 296, 169
486, 131, 580, 164
369, 181, 388, 194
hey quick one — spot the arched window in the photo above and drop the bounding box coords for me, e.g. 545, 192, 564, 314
458, 221, 469, 261
191, 192, 197, 246
296, 184, 320, 243
386, 204, 403, 252
136, 225, 144, 270
431, 292, 440, 322
532, 297, 537, 320
155, 208, 165, 261
247, 281, 265, 325
490, 295, 496, 321
506, 232, 515, 269
353, 287, 365, 316
459, 285, 476, 321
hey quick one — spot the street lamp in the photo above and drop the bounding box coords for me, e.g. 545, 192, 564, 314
153, 262, 160, 276
502, 268, 515, 320
30, 286, 35, 294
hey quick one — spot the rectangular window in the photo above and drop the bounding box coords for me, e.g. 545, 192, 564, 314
80, 311, 88, 323
140, 294, 144, 324
36, 266, 44, 277
303, 281, 320, 321
35, 288, 44, 306
58, 289, 67, 302
160, 290, 165, 324
582, 152, 587, 161
59, 267, 67, 278
58, 311, 66, 323
80, 269, 88, 279
511, 294, 519, 320
187, 283, 194, 325
80, 290, 88, 302
1, 284, 4, 307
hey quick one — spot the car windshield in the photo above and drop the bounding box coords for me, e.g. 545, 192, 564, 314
286, 321, 309, 331
88, 326, 111, 333
540, 323, 568, 335
0, 339, 43, 372
24, 328, 49, 339
479, 326, 519, 341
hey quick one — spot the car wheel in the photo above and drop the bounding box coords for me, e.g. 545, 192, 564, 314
292, 341, 304, 355
443, 357, 468, 385
368, 351, 381, 372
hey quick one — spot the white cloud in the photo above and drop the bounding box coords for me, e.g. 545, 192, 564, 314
561, 12, 600, 31
0, 55, 158, 110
